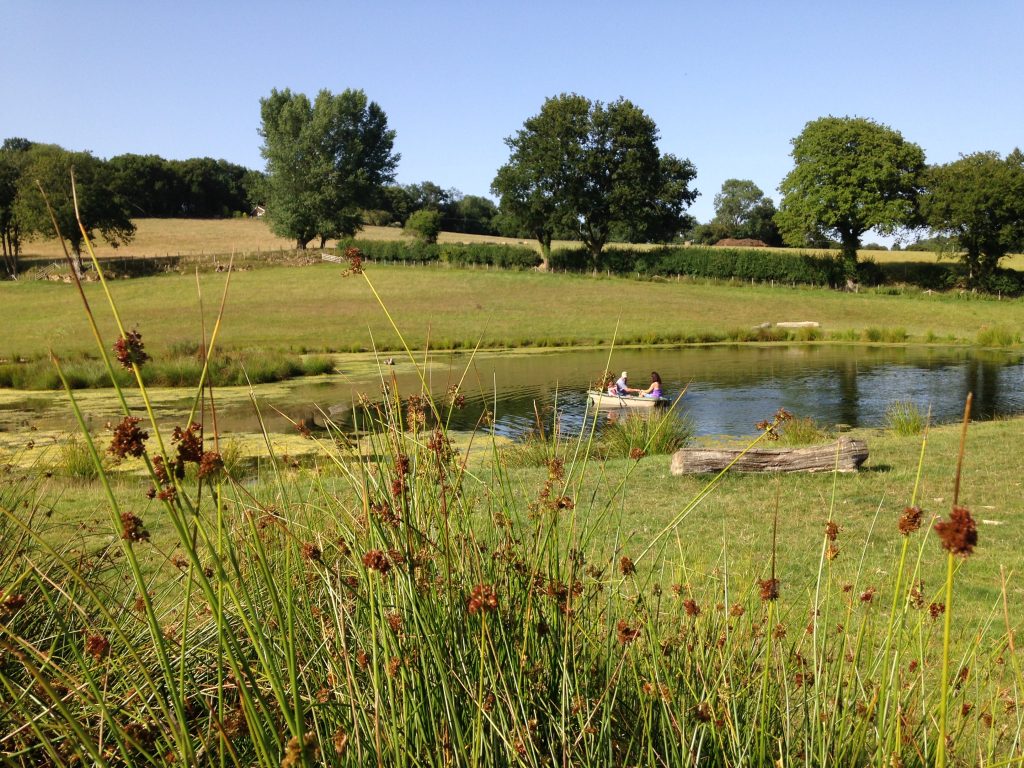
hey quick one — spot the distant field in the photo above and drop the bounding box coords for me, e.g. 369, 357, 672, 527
20, 217, 1022, 269
18, 218, 563, 259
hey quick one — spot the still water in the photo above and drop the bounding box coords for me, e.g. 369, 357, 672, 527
7, 346, 1020, 440
238, 345, 1024, 439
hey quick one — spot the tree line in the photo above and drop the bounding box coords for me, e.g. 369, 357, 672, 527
4, 89, 1024, 287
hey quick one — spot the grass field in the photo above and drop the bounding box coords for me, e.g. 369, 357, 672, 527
17, 216, 1024, 270
1, 262, 1022, 369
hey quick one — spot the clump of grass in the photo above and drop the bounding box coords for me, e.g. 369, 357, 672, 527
862, 326, 907, 343
829, 328, 859, 342
976, 324, 1018, 347
598, 409, 694, 458
776, 414, 831, 445
55, 434, 104, 478
886, 400, 926, 435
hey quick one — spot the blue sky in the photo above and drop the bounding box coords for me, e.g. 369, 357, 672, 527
4, 1, 1023, 230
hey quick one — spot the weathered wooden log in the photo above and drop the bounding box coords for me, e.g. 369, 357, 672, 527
671, 437, 868, 475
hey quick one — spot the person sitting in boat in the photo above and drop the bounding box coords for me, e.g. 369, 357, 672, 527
614, 371, 631, 395
636, 371, 663, 399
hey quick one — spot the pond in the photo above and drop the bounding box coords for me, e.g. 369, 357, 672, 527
236, 345, 1024, 439
2, 345, 1022, 441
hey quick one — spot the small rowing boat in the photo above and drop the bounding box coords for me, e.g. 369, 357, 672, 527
587, 390, 669, 410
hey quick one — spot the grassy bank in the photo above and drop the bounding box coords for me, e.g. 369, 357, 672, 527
3, 384, 1021, 765
1, 263, 1021, 372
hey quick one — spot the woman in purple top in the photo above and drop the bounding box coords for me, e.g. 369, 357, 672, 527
637, 371, 663, 398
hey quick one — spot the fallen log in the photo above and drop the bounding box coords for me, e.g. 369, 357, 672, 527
671, 437, 868, 475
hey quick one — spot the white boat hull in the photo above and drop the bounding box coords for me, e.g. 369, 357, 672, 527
587, 390, 669, 410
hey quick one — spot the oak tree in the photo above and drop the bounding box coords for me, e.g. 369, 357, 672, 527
921, 150, 1024, 284
492, 94, 697, 268
777, 116, 925, 275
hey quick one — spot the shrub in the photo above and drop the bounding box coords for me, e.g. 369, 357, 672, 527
404, 209, 443, 244
549, 245, 847, 287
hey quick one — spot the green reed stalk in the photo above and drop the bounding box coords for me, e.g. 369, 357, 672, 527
937, 393, 973, 768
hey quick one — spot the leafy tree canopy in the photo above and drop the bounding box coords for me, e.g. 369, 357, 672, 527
14, 144, 135, 273
492, 93, 697, 267
777, 116, 925, 274
709, 179, 782, 245
920, 149, 1024, 284
259, 88, 399, 249
404, 209, 442, 244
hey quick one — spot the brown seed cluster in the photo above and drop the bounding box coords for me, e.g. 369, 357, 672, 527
342, 246, 364, 276
120, 512, 150, 543
616, 619, 640, 645
108, 417, 148, 460
362, 549, 391, 575
619, 557, 636, 576
1, 591, 26, 617
198, 450, 224, 479
934, 505, 977, 556
113, 329, 150, 370
281, 732, 319, 768
173, 422, 203, 465
301, 542, 322, 562
467, 584, 499, 615
755, 408, 793, 440
446, 385, 466, 409
759, 578, 780, 602
898, 506, 924, 536
84, 632, 110, 662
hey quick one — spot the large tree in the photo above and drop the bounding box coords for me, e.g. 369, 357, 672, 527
710, 179, 782, 245
259, 88, 399, 249
777, 116, 925, 276
492, 94, 697, 268
920, 150, 1024, 285
15, 144, 134, 275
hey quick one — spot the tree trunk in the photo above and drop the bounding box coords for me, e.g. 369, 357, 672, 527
671, 437, 868, 474
840, 233, 860, 279
70, 249, 85, 279
585, 238, 605, 271
537, 236, 551, 270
